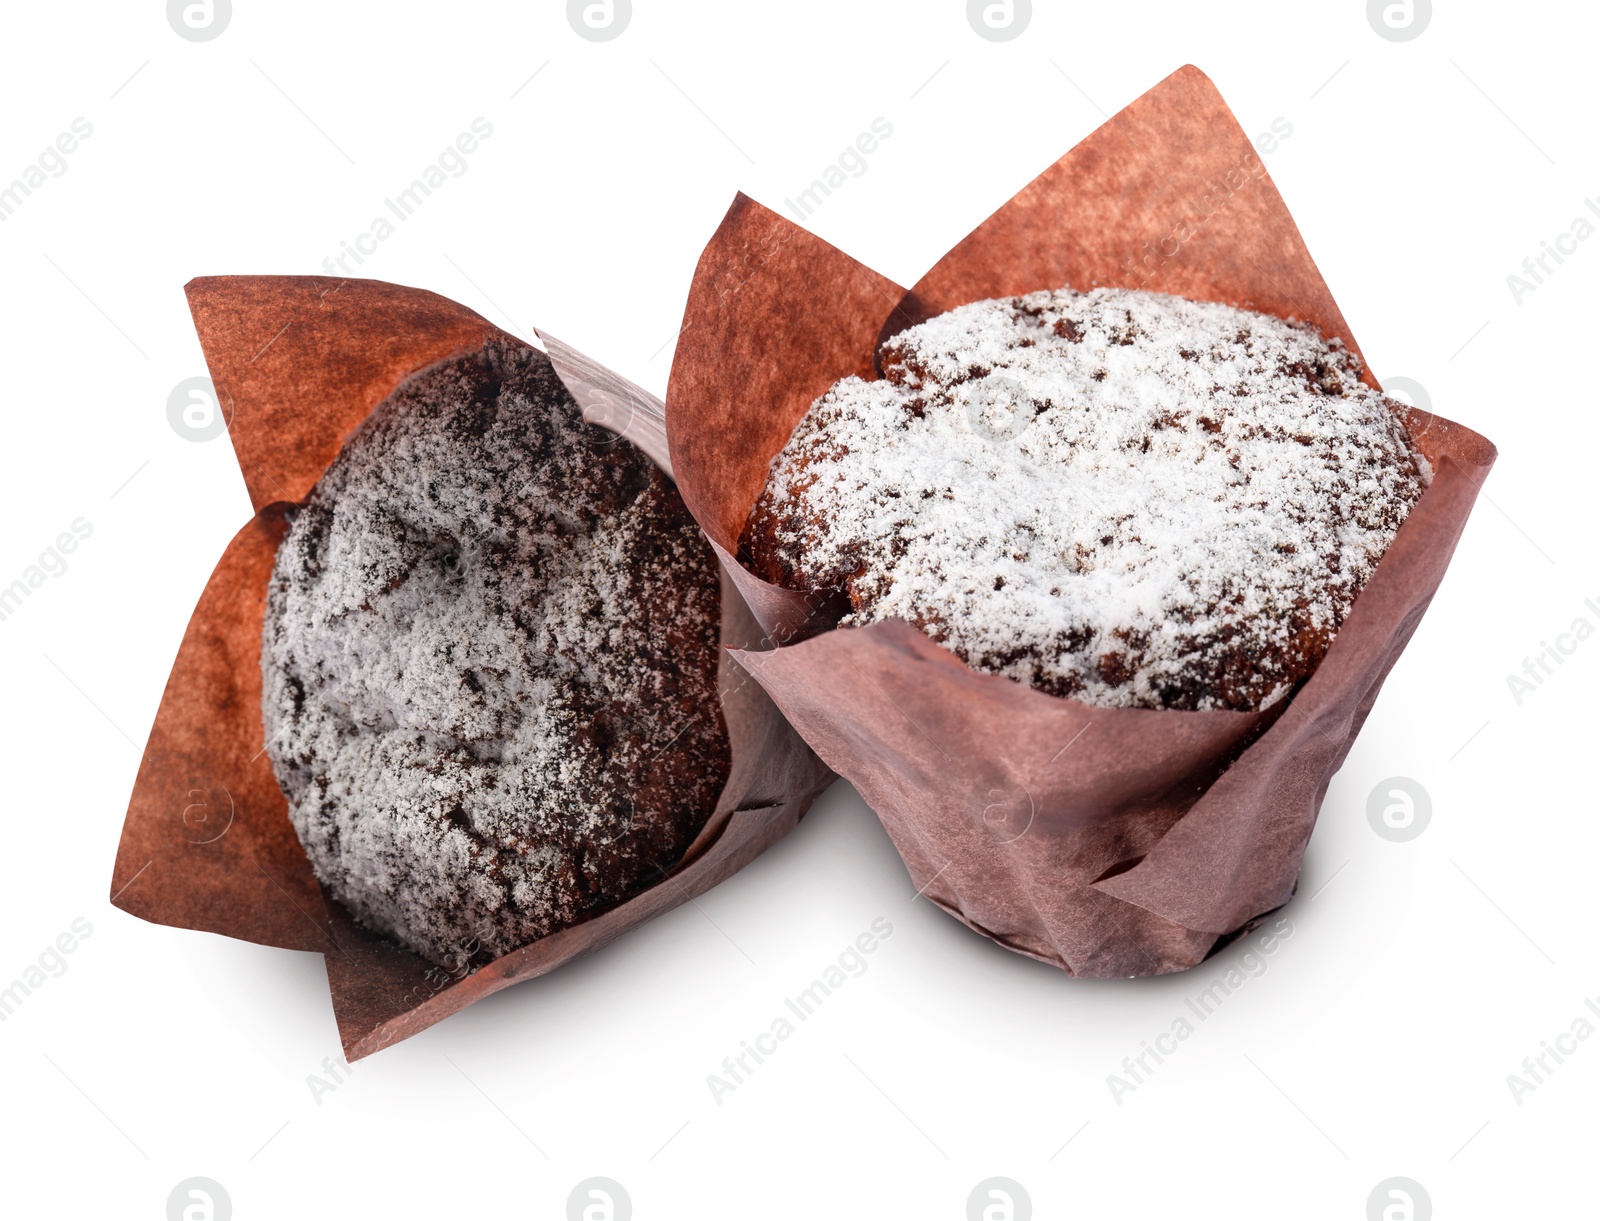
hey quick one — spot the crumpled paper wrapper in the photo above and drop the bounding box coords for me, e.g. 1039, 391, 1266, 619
663, 65, 1496, 977
111, 275, 832, 1058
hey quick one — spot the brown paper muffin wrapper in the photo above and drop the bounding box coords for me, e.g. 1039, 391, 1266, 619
110, 275, 833, 1059
663, 65, 1497, 978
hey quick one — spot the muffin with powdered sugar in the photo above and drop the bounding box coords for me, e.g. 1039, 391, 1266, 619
262, 337, 728, 968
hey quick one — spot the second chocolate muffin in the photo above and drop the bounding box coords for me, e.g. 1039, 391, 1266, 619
262, 337, 729, 968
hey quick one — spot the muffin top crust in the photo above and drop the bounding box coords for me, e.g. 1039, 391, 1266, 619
742, 287, 1429, 711
263, 338, 728, 966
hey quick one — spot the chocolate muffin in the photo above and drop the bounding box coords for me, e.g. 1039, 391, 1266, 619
741, 287, 1430, 712
262, 337, 729, 968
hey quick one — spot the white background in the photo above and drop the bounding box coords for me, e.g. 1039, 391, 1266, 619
0, 1, 1594, 1217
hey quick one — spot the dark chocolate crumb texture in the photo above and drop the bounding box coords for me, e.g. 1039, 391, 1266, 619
263, 338, 729, 967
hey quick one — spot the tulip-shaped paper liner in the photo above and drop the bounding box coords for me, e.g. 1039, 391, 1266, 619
664, 65, 1496, 977
110, 275, 833, 1059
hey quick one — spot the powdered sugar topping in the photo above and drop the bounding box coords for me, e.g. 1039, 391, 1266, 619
742, 287, 1429, 711
262, 339, 726, 966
